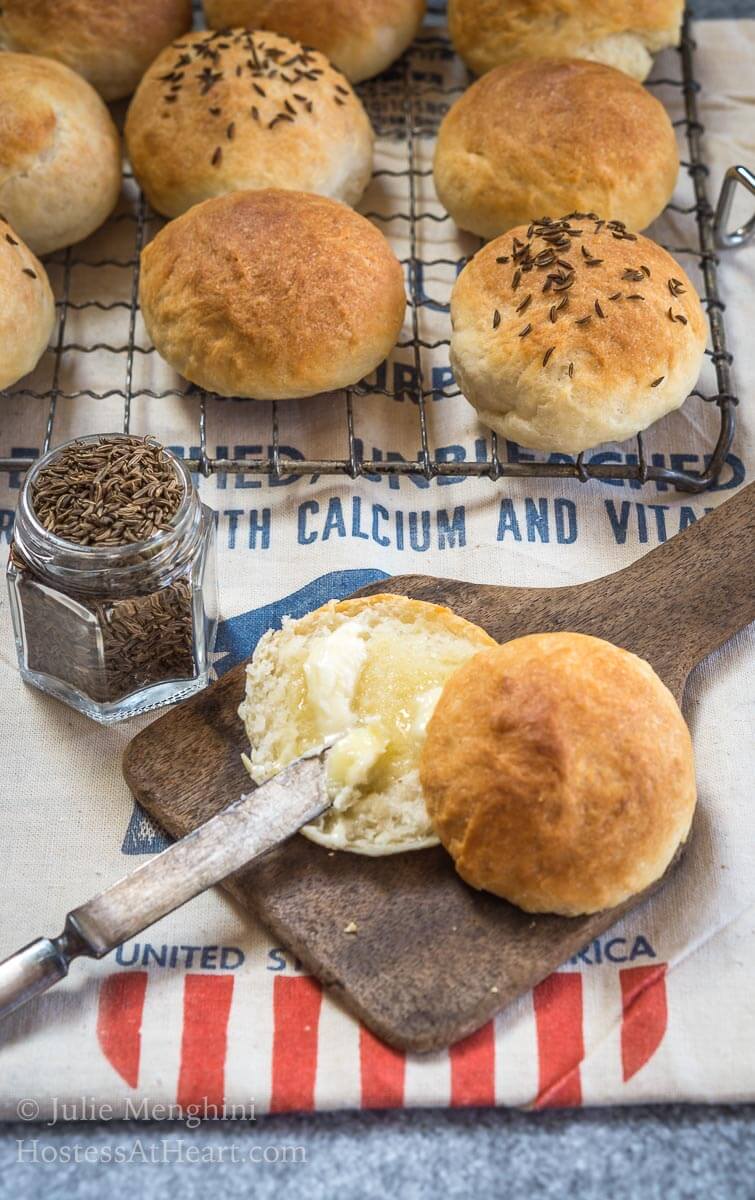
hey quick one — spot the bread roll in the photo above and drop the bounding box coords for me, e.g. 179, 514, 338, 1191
0, 0, 193, 102
203, 0, 426, 82
448, 0, 683, 81
450, 216, 707, 453
126, 29, 373, 218
239, 594, 496, 855
421, 633, 696, 915
434, 59, 679, 239
0, 219, 55, 390
0, 54, 121, 257
139, 189, 407, 399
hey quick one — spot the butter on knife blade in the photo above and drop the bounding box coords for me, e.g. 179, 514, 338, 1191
0, 746, 332, 1024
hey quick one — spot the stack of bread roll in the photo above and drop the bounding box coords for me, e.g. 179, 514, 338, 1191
240, 593, 696, 915
0, 2, 704, 926
0, 47, 123, 388
1, 0, 705, 448
0, 0, 704, 455
433, 0, 706, 453
0, 0, 195, 388
0, 0, 423, 394
192, 5, 697, 920
151, 0, 694, 448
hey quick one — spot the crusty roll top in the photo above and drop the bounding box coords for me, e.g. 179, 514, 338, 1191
421, 632, 696, 915
203, 0, 426, 82
448, 0, 683, 79
126, 28, 373, 216
139, 189, 407, 399
0, 0, 193, 100
434, 58, 679, 238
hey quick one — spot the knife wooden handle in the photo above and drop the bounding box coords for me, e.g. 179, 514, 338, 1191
0, 749, 331, 1027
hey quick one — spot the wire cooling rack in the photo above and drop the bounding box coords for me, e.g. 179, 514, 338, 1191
0, 7, 747, 493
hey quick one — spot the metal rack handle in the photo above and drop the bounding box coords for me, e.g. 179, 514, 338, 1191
713, 165, 755, 249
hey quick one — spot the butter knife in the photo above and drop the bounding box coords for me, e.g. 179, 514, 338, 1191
0, 746, 331, 1022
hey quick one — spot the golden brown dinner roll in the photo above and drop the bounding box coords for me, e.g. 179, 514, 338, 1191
0, 220, 55, 390
203, 0, 426, 82
449, 0, 683, 81
0, 0, 193, 102
450, 215, 707, 453
421, 633, 696, 915
140, 189, 407, 399
240, 594, 496, 854
434, 59, 679, 239
126, 29, 373, 218
0, 55, 121, 257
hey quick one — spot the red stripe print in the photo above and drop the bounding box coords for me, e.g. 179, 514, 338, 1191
620, 964, 668, 1082
96, 971, 148, 1088
533, 972, 584, 1108
360, 1026, 406, 1109
177, 974, 235, 1109
450, 1021, 495, 1107
270, 975, 323, 1113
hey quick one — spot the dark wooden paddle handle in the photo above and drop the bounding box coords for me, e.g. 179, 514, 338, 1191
123, 485, 752, 1053
362, 483, 755, 701
586, 482, 754, 690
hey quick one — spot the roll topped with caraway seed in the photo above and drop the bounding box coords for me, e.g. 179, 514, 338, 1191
0, 216, 55, 390
126, 27, 374, 217
449, 215, 706, 453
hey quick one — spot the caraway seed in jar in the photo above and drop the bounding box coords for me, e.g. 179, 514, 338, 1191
7, 435, 218, 723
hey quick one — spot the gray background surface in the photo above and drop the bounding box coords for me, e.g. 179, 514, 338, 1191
1, 1, 754, 1197
1, 1104, 754, 1199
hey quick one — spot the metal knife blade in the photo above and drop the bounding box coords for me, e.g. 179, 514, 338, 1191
0, 746, 331, 1022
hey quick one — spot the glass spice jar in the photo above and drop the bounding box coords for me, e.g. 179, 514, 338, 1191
6, 434, 218, 723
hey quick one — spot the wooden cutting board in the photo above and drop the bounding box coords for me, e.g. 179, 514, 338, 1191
124, 484, 754, 1052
